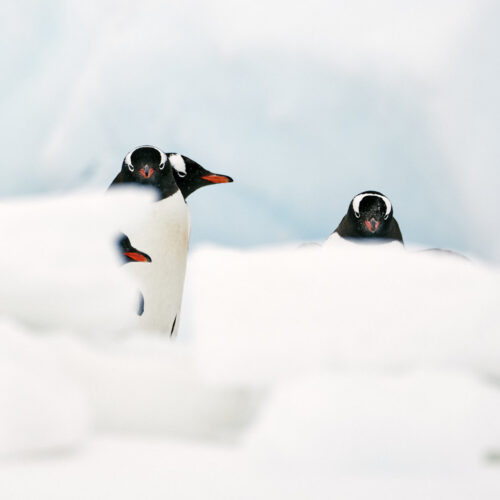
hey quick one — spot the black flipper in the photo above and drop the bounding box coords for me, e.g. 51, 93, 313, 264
117, 233, 152, 264
138, 292, 145, 316
108, 171, 124, 189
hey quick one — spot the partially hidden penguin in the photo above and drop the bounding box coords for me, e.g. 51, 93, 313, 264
327, 191, 403, 245
109, 145, 190, 336
109, 146, 234, 335
169, 153, 232, 199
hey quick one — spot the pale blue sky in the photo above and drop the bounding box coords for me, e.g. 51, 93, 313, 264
1, 0, 498, 260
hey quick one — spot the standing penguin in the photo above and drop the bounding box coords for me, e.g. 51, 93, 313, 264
169, 153, 233, 199
109, 145, 190, 335
328, 191, 403, 244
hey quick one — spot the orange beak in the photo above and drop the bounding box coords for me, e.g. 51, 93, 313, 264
201, 174, 233, 184
364, 218, 380, 233
139, 166, 154, 179
124, 252, 151, 262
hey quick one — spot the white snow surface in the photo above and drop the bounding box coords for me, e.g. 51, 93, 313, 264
1, 193, 500, 498
0, 188, 150, 332
192, 242, 500, 385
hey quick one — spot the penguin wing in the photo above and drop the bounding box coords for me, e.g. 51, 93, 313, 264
389, 218, 404, 244
117, 233, 152, 264
332, 214, 350, 238
108, 172, 124, 189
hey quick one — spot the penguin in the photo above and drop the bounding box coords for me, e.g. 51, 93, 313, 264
109, 145, 190, 335
328, 191, 403, 244
169, 154, 233, 199
113, 154, 233, 264
112, 154, 232, 260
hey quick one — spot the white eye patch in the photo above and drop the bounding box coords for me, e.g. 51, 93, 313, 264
158, 148, 167, 169
124, 150, 134, 171
352, 193, 392, 217
169, 154, 186, 175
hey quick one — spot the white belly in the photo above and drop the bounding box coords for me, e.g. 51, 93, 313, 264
122, 190, 190, 334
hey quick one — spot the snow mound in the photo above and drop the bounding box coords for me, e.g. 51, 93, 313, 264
190, 242, 500, 385
50, 335, 262, 440
0, 320, 89, 457
0, 192, 265, 456
245, 370, 500, 474
0, 206, 499, 497
0, 189, 152, 333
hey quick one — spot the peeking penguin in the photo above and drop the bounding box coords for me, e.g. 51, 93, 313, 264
329, 191, 403, 244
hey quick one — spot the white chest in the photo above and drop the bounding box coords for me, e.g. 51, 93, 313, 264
121, 190, 190, 334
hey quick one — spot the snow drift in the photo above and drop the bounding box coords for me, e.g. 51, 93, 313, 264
0, 189, 149, 333
0, 192, 499, 498
0, 191, 262, 456
191, 241, 500, 385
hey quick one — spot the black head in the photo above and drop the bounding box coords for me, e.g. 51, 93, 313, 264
349, 191, 393, 236
334, 191, 403, 243
110, 146, 179, 200
169, 153, 233, 199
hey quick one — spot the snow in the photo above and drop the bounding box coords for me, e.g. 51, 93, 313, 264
2, 1, 500, 496
0, 321, 89, 457
191, 242, 500, 385
0, 191, 499, 498
0, 189, 150, 333
2, 435, 500, 500
52, 335, 262, 440
246, 371, 500, 474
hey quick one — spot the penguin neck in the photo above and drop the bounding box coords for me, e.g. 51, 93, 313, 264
174, 175, 203, 200
156, 179, 181, 201
109, 170, 181, 201
174, 178, 190, 200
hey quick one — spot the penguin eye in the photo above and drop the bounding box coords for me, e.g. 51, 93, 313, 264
159, 163, 165, 170
177, 171, 186, 178
128, 164, 134, 173
384, 214, 389, 220
354, 212, 360, 219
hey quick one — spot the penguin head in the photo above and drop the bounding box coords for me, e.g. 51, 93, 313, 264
348, 191, 394, 237
169, 153, 233, 199
119, 146, 178, 199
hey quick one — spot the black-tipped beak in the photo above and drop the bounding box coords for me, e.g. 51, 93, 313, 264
201, 173, 233, 184
364, 217, 380, 233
